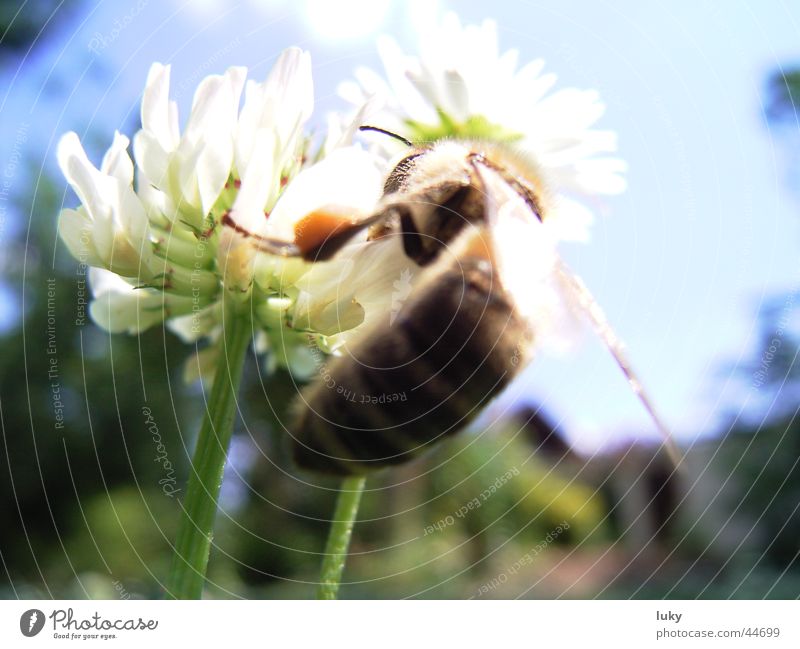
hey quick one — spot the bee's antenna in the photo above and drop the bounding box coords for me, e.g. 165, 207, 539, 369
556, 264, 684, 472
359, 125, 413, 147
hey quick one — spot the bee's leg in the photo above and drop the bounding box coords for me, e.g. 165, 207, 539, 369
222, 209, 383, 262
295, 221, 369, 262
251, 237, 303, 258
220, 210, 301, 256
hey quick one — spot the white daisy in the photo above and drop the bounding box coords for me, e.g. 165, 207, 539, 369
339, 11, 626, 241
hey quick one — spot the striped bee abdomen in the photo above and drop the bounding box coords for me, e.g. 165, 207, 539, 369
290, 232, 534, 475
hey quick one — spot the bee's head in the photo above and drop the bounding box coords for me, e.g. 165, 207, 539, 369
358, 126, 546, 211
358, 125, 427, 194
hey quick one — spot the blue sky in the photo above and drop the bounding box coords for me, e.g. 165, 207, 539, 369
1, 0, 798, 453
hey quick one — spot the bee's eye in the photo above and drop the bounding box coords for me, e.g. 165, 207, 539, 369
384, 152, 425, 194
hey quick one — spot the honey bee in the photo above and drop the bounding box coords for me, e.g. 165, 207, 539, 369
227, 127, 678, 475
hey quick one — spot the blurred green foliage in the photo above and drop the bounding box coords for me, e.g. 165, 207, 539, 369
0, 1, 74, 57
0, 161, 189, 598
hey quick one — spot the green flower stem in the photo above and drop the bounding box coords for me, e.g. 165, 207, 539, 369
316, 475, 366, 600
166, 306, 252, 599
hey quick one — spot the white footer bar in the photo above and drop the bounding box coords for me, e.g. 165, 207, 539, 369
1, 600, 796, 648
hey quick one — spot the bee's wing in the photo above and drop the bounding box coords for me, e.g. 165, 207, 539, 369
291, 232, 417, 337
472, 160, 681, 468
471, 160, 583, 350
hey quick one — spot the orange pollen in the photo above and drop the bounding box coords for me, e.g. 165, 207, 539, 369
293, 209, 353, 256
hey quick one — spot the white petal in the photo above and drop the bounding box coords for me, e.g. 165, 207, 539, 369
376, 35, 436, 122
175, 67, 246, 213
231, 128, 278, 233
87, 268, 159, 333
58, 207, 103, 267
353, 66, 391, 100
88, 266, 129, 297
442, 69, 469, 121
262, 48, 314, 129
236, 48, 313, 177
89, 288, 165, 334
184, 66, 246, 144
57, 132, 111, 223
182, 345, 220, 385
196, 134, 235, 215
88, 267, 190, 334
132, 129, 171, 193
141, 63, 179, 151
100, 131, 133, 185
320, 95, 388, 159
114, 183, 152, 266
266, 146, 383, 241
135, 170, 174, 228
168, 303, 221, 342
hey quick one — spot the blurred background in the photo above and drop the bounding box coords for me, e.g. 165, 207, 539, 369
1, 0, 799, 598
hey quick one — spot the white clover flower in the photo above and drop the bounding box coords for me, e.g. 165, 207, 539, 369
57, 48, 392, 380
339, 12, 627, 242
